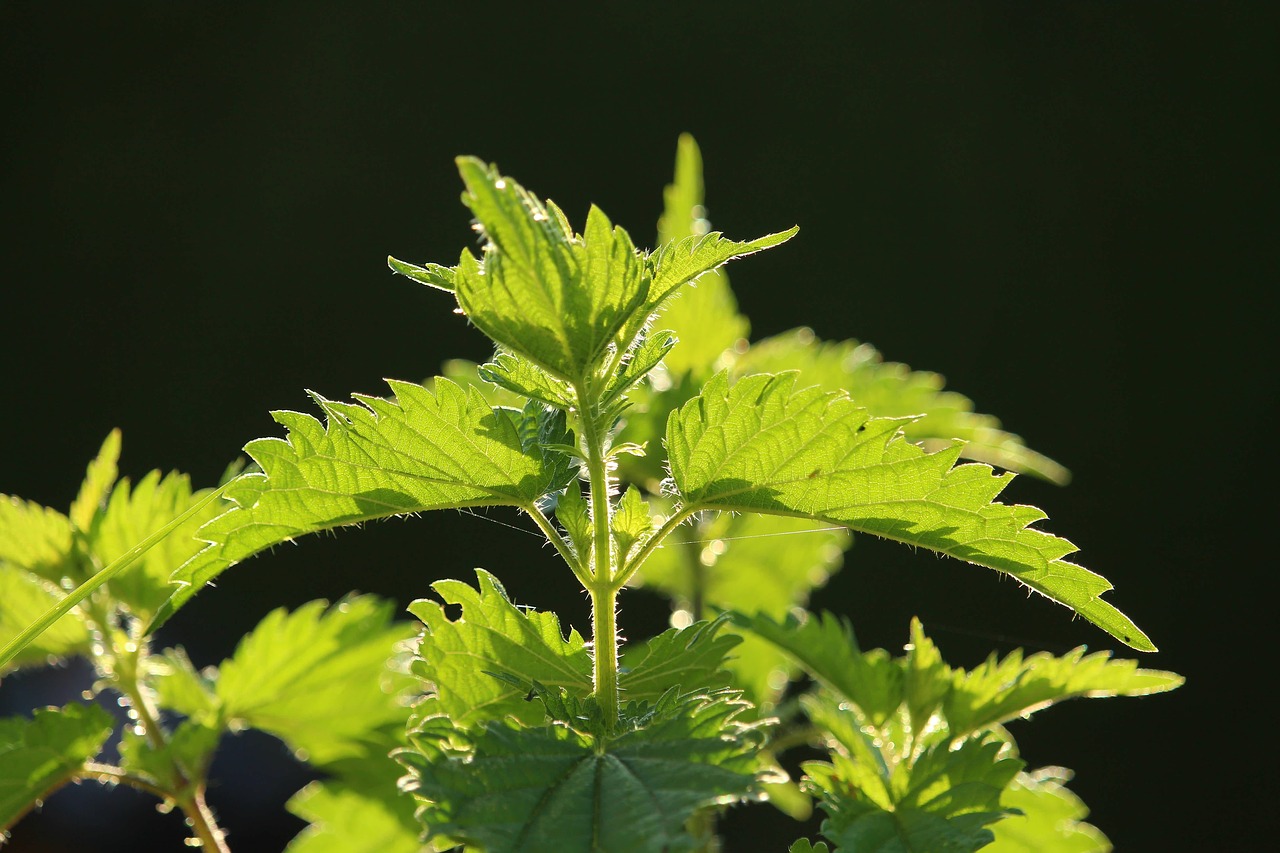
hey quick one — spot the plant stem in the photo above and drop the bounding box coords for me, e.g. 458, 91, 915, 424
574, 380, 621, 723
524, 502, 591, 588
93, 613, 232, 853
616, 504, 696, 588
591, 583, 620, 724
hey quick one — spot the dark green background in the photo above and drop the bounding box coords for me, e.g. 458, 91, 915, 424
1, 2, 1270, 850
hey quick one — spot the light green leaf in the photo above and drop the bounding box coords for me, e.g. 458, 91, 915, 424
69, 429, 121, 531
605, 329, 679, 406
387, 255, 457, 292
554, 482, 593, 562
408, 570, 592, 728
453, 157, 649, 383
89, 470, 223, 620
286, 782, 423, 853
438, 358, 528, 408
668, 372, 1152, 651
631, 511, 848, 708
401, 690, 762, 853
477, 351, 574, 409
805, 736, 1021, 853
0, 496, 73, 584
161, 378, 566, 626
987, 768, 1109, 852
611, 486, 654, 562
653, 134, 751, 378
731, 610, 904, 728
148, 647, 219, 726
942, 628, 1183, 738
0, 571, 89, 673
119, 719, 221, 790
217, 596, 415, 764
0, 703, 114, 831
644, 227, 797, 322
636, 513, 847, 619
285, 753, 421, 853
735, 329, 1070, 484
619, 616, 741, 701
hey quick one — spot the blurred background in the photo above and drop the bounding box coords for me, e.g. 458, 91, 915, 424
1, 2, 1271, 850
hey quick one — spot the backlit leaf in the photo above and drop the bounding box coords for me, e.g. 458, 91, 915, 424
408, 570, 592, 729
805, 736, 1021, 853
160, 378, 567, 626
217, 596, 415, 764
668, 372, 1151, 650
453, 158, 648, 383
0, 571, 89, 673
987, 768, 1109, 852
402, 690, 762, 853
735, 329, 1069, 484
0, 703, 113, 831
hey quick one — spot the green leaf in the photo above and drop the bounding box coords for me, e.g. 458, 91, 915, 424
668, 372, 1152, 651
119, 719, 221, 790
477, 351, 574, 409
408, 570, 592, 729
0, 571, 90, 673
0, 703, 114, 830
941, 625, 1183, 738
731, 610, 904, 728
387, 255, 457, 292
453, 157, 649, 383
438, 358, 528, 408
161, 377, 567, 625
89, 470, 224, 620
69, 429, 121, 531
611, 485, 654, 562
644, 227, 797, 322
735, 329, 1070, 484
653, 134, 751, 378
286, 781, 423, 853
554, 482, 593, 561
805, 736, 1022, 853
790, 841, 832, 853
986, 768, 1109, 853
631, 511, 848, 707
216, 596, 415, 764
401, 690, 762, 853
605, 329, 679, 406
0, 496, 73, 584
148, 647, 219, 726
285, 753, 421, 853
619, 616, 741, 701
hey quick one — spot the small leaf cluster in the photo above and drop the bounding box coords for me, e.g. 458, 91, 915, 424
0, 135, 1181, 851
1, 435, 418, 849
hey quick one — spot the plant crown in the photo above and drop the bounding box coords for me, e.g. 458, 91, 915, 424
0, 136, 1181, 852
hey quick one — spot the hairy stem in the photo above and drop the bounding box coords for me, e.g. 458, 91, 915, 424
524, 502, 591, 588
93, 613, 231, 853
591, 583, 620, 725
575, 380, 620, 723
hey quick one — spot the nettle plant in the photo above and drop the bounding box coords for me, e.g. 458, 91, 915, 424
1, 137, 1180, 852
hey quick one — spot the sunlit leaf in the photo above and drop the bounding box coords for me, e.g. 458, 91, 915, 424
668, 372, 1151, 650
160, 378, 569, 627
805, 736, 1021, 853
401, 690, 762, 853
987, 768, 1109, 852
0, 703, 114, 831
0, 571, 89, 673
217, 596, 415, 764
408, 570, 592, 729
